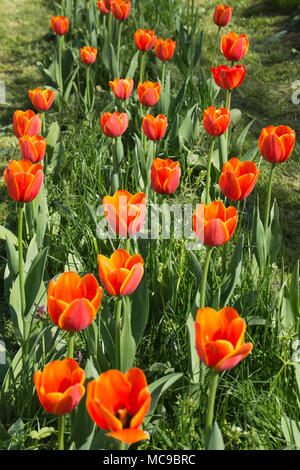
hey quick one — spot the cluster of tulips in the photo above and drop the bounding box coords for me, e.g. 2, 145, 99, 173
1, 0, 297, 451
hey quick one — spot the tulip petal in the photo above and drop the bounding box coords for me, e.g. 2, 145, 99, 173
216, 342, 253, 371
58, 298, 96, 331
120, 263, 144, 296
107, 428, 149, 444
52, 383, 85, 415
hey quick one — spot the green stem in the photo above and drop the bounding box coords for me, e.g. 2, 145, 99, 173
204, 369, 219, 443
112, 138, 119, 193
125, 237, 131, 253
205, 139, 215, 206
108, 11, 112, 44
115, 298, 122, 370
139, 51, 146, 85
58, 36, 63, 97
200, 247, 213, 308
209, 27, 221, 104
264, 164, 276, 231
187, 0, 190, 31
222, 243, 227, 278
58, 415, 65, 450
86, 66, 91, 111
61, 0, 65, 15
117, 22, 123, 73
225, 89, 231, 147
18, 203, 25, 316
161, 62, 166, 90
67, 331, 75, 358
236, 198, 246, 240
141, 0, 145, 28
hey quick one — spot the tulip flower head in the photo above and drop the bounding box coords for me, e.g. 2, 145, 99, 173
98, 249, 144, 296
219, 158, 259, 201
19, 135, 47, 163
103, 190, 146, 236
138, 81, 161, 107
34, 358, 85, 415
51, 16, 69, 35
86, 368, 151, 444
111, 0, 131, 21
258, 125, 296, 164
211, 64, 246, 90
4, 159, 43, 203
221, 32, 249, 62
47, 272, 103, 332
195, 307, 253, 371
203, 106, 230, 137
134, 29, 157, 51
213, 4, 233, 27
151, 158, 181, 195
81, 46, 98, 65
104, 0, 113, 9
109, 78, 134, 100
28, 88, 55, 112
142, 114, 168, 141
97, 0, 110, 14
193, 200, 238, 246
100, 112, 129, 138
154, 38, 176, 62
13, 109, 41, 138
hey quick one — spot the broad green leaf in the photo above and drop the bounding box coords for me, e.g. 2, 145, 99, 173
266, 200, 282, 264
46, 121, 60, 149
281, 415, 300, 449
231, 119, 255, 158
217, 134, 227, 170
126, 50, 139, 79
5, 235, 19, 278
290, 261, 300, 319
120, 298, 136, 373
221, 236, 243, 305
205, 422, 225, 450
24, 247, 48, 315
0, 225, 18, 246
130, 273, 149, 345
187, 313, 200, 384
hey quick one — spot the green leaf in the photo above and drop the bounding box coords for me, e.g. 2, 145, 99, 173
5, 235, 19, 278
205, 422, 225, 450
289, 261, 300, 319
130, 273, 149, 345
46, 121, 60, 149
217, 134, 227, 170
120, 297, 136, 373
221, 236, 243, 305
281, 414, 300, 449
187, 313, 200, 384
266, 200, 282, 264
241, 142, 259, 162
0, 225, 18, 246
24, 247, 48, 315
231, 119, 255, 158
126, 50, 139, 79
252, 201, 266, 269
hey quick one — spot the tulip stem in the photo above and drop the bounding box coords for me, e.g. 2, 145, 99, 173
111, 138, 119, 193
86, 66, 91, 112
58, 414, 65, 450
225, 89, 231, 147
161, 62, 166, 90
108, 11, 112, 45
67, 332, 75, 358
139, 52, 146, 86
58, 36, 63, 99
200, 246, 213, 309
141, 0, 145, 28
18, 203, 26, 316
115, 298, 123, 370
187, 0, 190, 31
61, 0, 65, 15
236, 198, 246, 241
204, 369, 219, 443
116, 22, 123, 74
209, 27, 221, 104
205, 139, 215, 206
264, 164, 276, 231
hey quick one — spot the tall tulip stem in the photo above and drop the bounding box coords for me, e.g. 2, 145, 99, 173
209, 27, 221, 104
111, 138, 119, 193
200, 246, 213, 308
115, 298, 123, 370
117, 22, 123, 73
67, 331, 75, 358
61, 0, 65, 15
139, 52, 146, 87
161, 62, 166, 90
108, 11, 113, 44
205, 139, 215, 206
204, 369, 219, 443
264, 164, 276, 231
141, 0, 145, 28
58, 414, 65, 450
18, 203, 26, 316
225, 89, 232, 147
58, 36, 63, 98
86, 66, 91, 111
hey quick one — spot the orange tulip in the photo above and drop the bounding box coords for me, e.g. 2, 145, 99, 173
19, 135, 46, 163
13, 109, 41, 138
98, 249, 144, 296
111, 0, 131, 20
138, 81, 160, 107
51, 16, 69, 35
104, 0, 113, 9
34, 358, 85, 415
203, 106, 230, 137
213, 4, 233, 27
28, 88, 55, 112
86, 368, 151, 444
195, 307, 253, 371
100, 112, 129, 137
97, 0, 110, 14
211, 64, 246, 90
221, 32, 249, 62
134, 29, 157, 51
4, 159, 43, 203
103, 190, 146, 236
151, 158, 181, 195
154, 38, 176, 62
142, 114, 167, 141
81, 46, 98, 65
219, 158, 259, 201
109, 78, 134, 100
193, 201, 237, 246
258, 125, 296, 164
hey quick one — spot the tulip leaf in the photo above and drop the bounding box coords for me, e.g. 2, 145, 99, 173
265, 200, 282, 264
0, 225, 18, 246
24, 247, 48, 316
9, 277, 25, 343
241, 142, 259, 162
187, 313, 200, 384
46, 121, 60, 149
220, 235, 243, 305
231, 119, 255, 158
131, 273, 149, 345
289, 261, 300, 319
281, 414, 300, 449
5, 235, 19, 278
217, 134, 227, 170
205, 422, 225, 450
126, 50, 139, 80
120, 297, 136, 373
252, 201, 266, 270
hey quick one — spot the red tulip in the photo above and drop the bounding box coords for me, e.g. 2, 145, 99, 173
213, 5, 233, 27
81, 46, 98, 65
13, 110, 41, 138
104, 0, 113, 9
258, 125, 296, 164
151, 158, 181, 194
203, 106, 230, 137
19, 135, 47, 163
138, 81, 160, 107
134, 29, 157, 51
97, 0, 110, 14
154, 38, 176, 62
142, 114, 167, 141
109, 78, 134, 100
103, 190, 146, 236
51, 16, 69, 35
111, 0, 131, 20
211, 64, 246, 90
219, 158, 259, 200
100, 112, 129, 137
221, 32, 249, 62
28, 88, 55, 112
193, 201, 238, 246
4, 159, 43, 203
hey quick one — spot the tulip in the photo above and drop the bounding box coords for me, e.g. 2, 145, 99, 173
98, 249, 144, 296
13, 109, 41, 138
47, 271, 103, 332
151, 158, 180, 195
193, 201, 238, 246
195, 307, 253, 371
219, 158, 259, 200
211, 64, 246, 90
111, 0, 131, 20
109, 78, 134, 100
134, 29, 157, 51
103, 190, 146, 236
51, 16, 69, 35
221, 32, 249, 62
258, 125, 296, 164
142, 114, 167, 141
4, 159, 43, 203
104, 0, 113, 8
97, 0, 110, 13
86, 368, 151, 444
19, 135, 47, 163
28, 88, 55, 112
80, 46, 98, 65
154, 38, 176, 62
213, 4, 233, 27
138, 81, 160, 107
203, 106, 230, 137
100, 112, 129, 137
